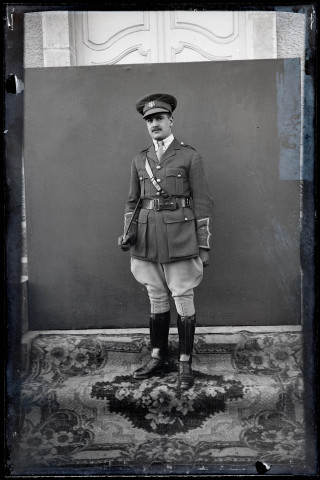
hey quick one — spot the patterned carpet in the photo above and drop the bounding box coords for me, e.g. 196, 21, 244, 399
13, 330, 306, 475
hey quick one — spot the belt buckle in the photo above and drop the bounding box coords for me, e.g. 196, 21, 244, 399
153, 198, 160, 211
167, 199, 177, 210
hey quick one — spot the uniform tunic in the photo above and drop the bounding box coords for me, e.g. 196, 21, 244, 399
125, 137, 213, 264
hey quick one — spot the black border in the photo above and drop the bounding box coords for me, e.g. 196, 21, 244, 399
3, 2, 318, 477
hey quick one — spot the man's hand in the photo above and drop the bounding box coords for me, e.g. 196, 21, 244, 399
199, 248, 210, 267
118, 234, 136, 252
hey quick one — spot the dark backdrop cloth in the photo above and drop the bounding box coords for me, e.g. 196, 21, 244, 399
24, 59, 301, 329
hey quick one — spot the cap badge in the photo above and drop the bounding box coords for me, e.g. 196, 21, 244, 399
147, 101, 156, 108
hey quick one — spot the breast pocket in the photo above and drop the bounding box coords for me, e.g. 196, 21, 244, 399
165, 168, 187, 196
163, 208, 198, 259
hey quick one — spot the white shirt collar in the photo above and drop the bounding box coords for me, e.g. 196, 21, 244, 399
153, 134, 174, 151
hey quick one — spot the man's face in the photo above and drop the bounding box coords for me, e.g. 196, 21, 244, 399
145, 113, 173, 141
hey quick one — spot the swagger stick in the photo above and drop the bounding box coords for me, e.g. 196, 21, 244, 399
123, 197, 141, 239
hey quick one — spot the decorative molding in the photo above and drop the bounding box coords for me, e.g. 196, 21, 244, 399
171, 42, 232, 61
171, 11, 239, 45
83, 11, 150, 51
90, 44, 150, 65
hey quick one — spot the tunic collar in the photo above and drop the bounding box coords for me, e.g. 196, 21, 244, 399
147, 137, 181, 164
152, 133, 174, 152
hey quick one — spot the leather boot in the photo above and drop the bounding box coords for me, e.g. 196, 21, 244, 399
177, 314, 196, 389
133, 311, 170, 380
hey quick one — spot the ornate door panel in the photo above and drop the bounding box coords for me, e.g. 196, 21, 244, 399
74, 11, 276, 65
165, 11, 247, 62
74, 11, 153, 65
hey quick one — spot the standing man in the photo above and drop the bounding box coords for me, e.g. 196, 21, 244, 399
118, 93, 213, 390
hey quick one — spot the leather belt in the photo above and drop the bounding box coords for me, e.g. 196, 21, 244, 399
141, 197, 190, 211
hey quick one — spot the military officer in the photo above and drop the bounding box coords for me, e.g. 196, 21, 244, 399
118, 93, 213, 389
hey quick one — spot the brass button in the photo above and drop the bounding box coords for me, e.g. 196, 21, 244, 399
157, 178, 161, 182
184, 217, 188, 221
156, 165, 161, 169
177, 174, 182, 178
139, 176, 143, 180
156, 192, 161, 196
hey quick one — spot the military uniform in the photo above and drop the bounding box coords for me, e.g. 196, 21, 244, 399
119, 93, 213, 389
125, 138, 213, 262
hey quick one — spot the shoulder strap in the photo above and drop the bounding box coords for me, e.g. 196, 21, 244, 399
145, 156, 171, 198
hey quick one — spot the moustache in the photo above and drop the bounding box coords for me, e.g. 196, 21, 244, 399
152, 128, 161, 132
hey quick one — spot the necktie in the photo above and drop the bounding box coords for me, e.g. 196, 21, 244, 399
156, 140, 165, 161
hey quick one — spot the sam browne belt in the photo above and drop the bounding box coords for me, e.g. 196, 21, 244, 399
141, 197, 190, 211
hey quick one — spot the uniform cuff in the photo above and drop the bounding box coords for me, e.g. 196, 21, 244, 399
197, 218, 212, 249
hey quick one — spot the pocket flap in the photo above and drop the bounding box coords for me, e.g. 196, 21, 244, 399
138, 209, 150, 223
163, 208, 195, 224
166, 167, 186, 178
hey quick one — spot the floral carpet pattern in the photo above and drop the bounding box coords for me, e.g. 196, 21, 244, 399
12, 331, 307, 475
91, 371, 244, 435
